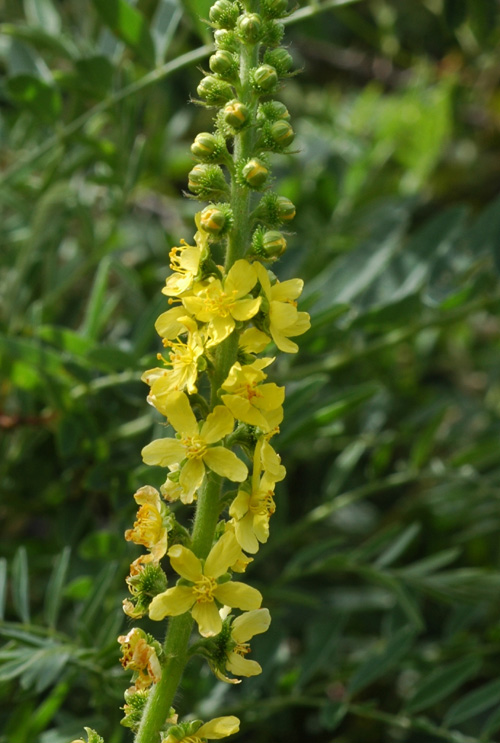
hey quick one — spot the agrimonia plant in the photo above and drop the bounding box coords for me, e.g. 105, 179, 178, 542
72, 1, 309, 741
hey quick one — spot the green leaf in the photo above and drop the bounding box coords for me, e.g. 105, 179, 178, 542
0, 558, 7, 621
11, 547, 30, 624
6, 74, 61, 122
77, 563, 118, 634
0, 23, 75, 58
481, 703, 500, 738
44, 547, 71, 629
23, 0, 61, 33
151, 0, 183, 63
374, 523, 421, 569
406, 656, 481, 713
320, 700, 348, 731
90, 0, 155, 67
348, 626, 417, 695
74, 55, 114, 95
444, 677, 500, 726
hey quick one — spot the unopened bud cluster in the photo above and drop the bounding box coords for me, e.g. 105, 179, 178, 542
190, 0, 297, 261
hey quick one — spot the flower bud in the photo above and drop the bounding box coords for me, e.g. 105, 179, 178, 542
262, 230, 287, 258
252, 64, 279, 93
262, 20, 285, 46
209, 0, 239, 28
257, 100, 290, 123
264, 47, 293, 74
237, 12, 263, 43
224, 100, 249, 129
209, 50, 238, 78
214, 29, 240, 52
188, 164, 228, 198
242, 158, 269, 188
276, 195, 296, 221
261, 0, 289, 18
200, 205, 226, 234
191, 132, 218, 160
271, 119, 295, 147
197, 75, 234, 105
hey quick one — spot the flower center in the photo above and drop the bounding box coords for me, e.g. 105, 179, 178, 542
169, 241, 191, 274
192, 575, 217, 603
203, 287, 239, 318
181, 434, 207, 459
249, 489, 276, 517
134, 504, 163, 544
234, 641, 251, 658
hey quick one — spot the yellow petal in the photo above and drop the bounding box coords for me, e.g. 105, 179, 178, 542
150, 376, 179, 416
271, 277, 304, 301
201, 405, 234, 444
197, 716, 240, 740
161, 391, 198, 435
168, 544, 202, 581
231, 608, 271, 643
254, 262, 271, 297
214, 581, 262, 610
222, 395, 270, 430
142, 438, 185, 467
230, 296, 261, 322
207, 315, 235, 347
234, 514, 260, 554
205, 532, 242, 579
270, 300, 298, 331
271, 327, 299, 353
226, 652, 262, 677
191, 600, 222, 637
179, 457, 205, 496
253, 383, 285, 410
154, 306, 190, 339
148, 586, 195, 620
229, 489, 250, 520
203, 447, 248, 482
239, 327, 271, 353
225, 259, 257, 298
260, 440, 286, 481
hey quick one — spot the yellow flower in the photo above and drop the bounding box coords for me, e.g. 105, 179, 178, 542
124, 486, 168, 562
229, 439, 285, 553
149, 532, 262, 637
162, 214, 209, 297
118, 627, 162, 690
259, 435, 287, 481
182, 259, 261, 347
225, 608, 271, 678
254, 262, 310, 353
142, 392, 247, 501
152, 319, 205, 397
221, 357, 284, 432
162, 716, 240, 743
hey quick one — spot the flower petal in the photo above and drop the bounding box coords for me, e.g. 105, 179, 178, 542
191, 600, 222, 637
230, 297, 261, 322
225, 260, 257, 298
179, 457, 205, 496
197, 716, 240, 740
214, 581, 262, 611
201, 405, 234, 444
229, 489, 250, 520
231, 608, 271, 643
207, 315, 234, 347
161, 391, 198, 435
168, 544, 203, 581
239, 327, 271, 353
142, 438, 185, 467
148, 586, 195, 620
154, 306, 191, 340
226, 652, 262, 678
205, 532, 242, 578
222, 394, 269, 430
204, 447, 248, 482
254, 262, 271, 298
234, 514, 260, 554
271, 277, 304, 301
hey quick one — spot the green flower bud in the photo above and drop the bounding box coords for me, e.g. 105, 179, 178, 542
262, 20, 285, 46
271, 119, 295, 146
188, 164, 228, 199
252, 64, 279, 93
251, 226, 287, 260
209, 0, 239, 28
262, 230, 287, 258
242, 158, 269, 188
261, 0, 289, 19
264, 47, 293, 74
200, 205, 226, 234
191, 132, 218, 160
276, 195, 296, 221
257, 100, 290, 122
209, 50, 238, 78
237, 12, 263, 43
224, 99, 250, 129
197, 75, 234, 105
214, 29, 240, 52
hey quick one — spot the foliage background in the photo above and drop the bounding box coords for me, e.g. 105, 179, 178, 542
2, 0, 500, 741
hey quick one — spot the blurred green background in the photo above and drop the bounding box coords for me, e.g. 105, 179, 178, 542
2, 0, 500, 741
